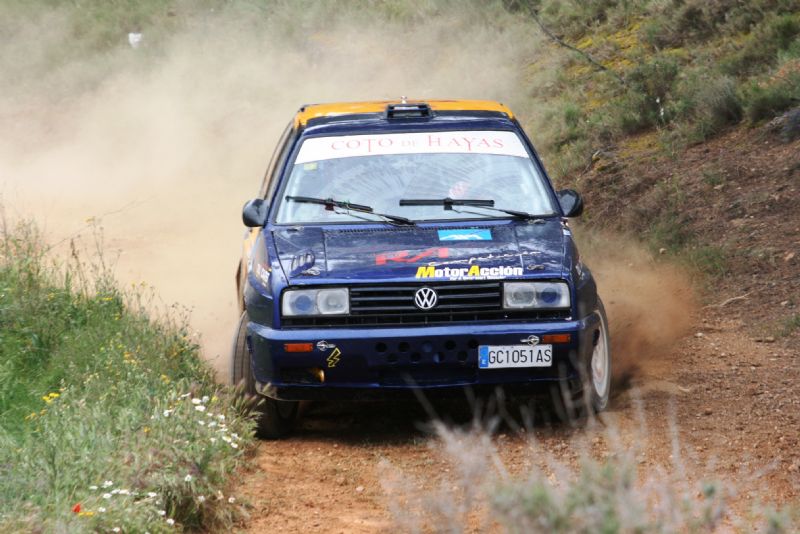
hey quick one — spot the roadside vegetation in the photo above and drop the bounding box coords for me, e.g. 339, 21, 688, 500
0, 220, 254, 532
381, 419, 798, 532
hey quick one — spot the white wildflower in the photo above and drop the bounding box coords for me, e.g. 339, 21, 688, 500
191, 398, 201, 405
228, 496, 236, 504
184, 474, 193, 482
198, 495, 206, 503
102, 493, 112, 499
112, 528, 120, 533
103, 480, 114, 488
217, 414, 225, 420
119, 489, 130, 495
194, 405, 206, 412
221, 435, 231, 443
208, 421, 217, 428
210, 437, 217, 444
147, 492, 157, 498
180, 392, 190, 398
166, 518, 175, 525
162, 410, 171, 417
111, 489, 120, 494
98, 507, 106, 513
201, 395, 209, 403
157, 510, 166, 516
231, 433, 239, 439
231, 442, 239, 449
89, 485, 98, 490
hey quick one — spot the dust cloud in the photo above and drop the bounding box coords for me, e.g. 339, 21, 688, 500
0, 3, 544, 380
576, 230, 697, 383
0, 3, 694, 384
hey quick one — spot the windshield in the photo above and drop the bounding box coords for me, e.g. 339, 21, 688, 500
274, 130, 558, 224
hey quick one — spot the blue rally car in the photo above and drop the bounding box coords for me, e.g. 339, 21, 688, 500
231, 99, 611, 437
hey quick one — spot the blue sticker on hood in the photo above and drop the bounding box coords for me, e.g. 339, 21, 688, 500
438, 229, 492, 241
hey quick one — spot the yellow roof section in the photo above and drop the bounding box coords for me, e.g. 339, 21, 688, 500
294, 99, 514, 127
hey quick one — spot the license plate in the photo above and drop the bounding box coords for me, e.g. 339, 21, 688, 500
478, 345, 553, 369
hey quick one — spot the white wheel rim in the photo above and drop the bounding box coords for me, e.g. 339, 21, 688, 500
591, 317, 610, 398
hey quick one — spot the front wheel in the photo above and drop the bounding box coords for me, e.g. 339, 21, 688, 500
230, 311, 298, 439
551, 298, 612, 423
589, 299, 612, 412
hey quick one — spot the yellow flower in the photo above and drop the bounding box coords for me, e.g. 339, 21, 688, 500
143, 426, 150, 433
42, 392, 60, 404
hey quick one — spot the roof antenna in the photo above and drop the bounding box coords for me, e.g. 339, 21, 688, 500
400, 96, 408, 104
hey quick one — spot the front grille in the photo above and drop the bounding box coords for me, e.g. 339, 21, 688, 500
281, 281, 570, 328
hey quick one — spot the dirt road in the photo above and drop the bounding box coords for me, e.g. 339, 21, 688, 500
239, 306, 799, 532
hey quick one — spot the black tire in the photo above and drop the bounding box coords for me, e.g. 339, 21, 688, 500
550, 298, 612, 423
230, 311, 298, 439
588, 299, 612, 412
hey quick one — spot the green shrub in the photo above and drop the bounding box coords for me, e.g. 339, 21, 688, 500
671, 73, 743, 140
0, 221, 254, 532
720, 14, 800, 77
742, 71, 800, 123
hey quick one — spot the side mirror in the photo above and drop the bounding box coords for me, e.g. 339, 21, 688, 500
557, 189, 584, 217
242, 199, 269, 227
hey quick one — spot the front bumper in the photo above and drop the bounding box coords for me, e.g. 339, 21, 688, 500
247, 317, 600, 401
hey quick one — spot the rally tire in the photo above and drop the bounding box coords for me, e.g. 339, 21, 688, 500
550, 298, 612, 423
230, 311, 298, 439
589, 299, 612, 413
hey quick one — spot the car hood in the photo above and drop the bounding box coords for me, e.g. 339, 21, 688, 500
271, 221, 566, 284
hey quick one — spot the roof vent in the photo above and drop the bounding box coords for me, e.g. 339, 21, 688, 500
386, 102, 433, 119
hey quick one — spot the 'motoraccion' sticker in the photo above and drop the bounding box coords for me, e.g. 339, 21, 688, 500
415, 264, 523, 280
294, 131, 528, 164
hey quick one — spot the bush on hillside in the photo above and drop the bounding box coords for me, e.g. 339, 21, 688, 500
742, 69, 800, 123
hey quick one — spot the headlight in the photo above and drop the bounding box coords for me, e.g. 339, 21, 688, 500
503, 282, 570, 309
282, 288, 349, 316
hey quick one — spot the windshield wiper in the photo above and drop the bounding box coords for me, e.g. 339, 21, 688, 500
399, 197, 494, 209
286, 196, 415, 226
399, 197, 542, 221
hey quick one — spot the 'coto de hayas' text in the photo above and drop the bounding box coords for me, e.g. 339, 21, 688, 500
329, 134, 505, 154
293, 130, 529, 164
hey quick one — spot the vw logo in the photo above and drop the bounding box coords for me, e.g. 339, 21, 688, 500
520, 335, 540, 346
414, 287, 438, 310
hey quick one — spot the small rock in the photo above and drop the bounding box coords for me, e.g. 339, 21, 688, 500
703, 408, 713, 416
781, 301, 790, 307
764, 337, 775, 343
785, 252, 796, 263
355, 485, 364, 493
694, 332, 704, 338
659, 247, 667, 254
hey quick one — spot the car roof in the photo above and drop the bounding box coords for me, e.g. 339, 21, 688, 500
294, 99, 515, 128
